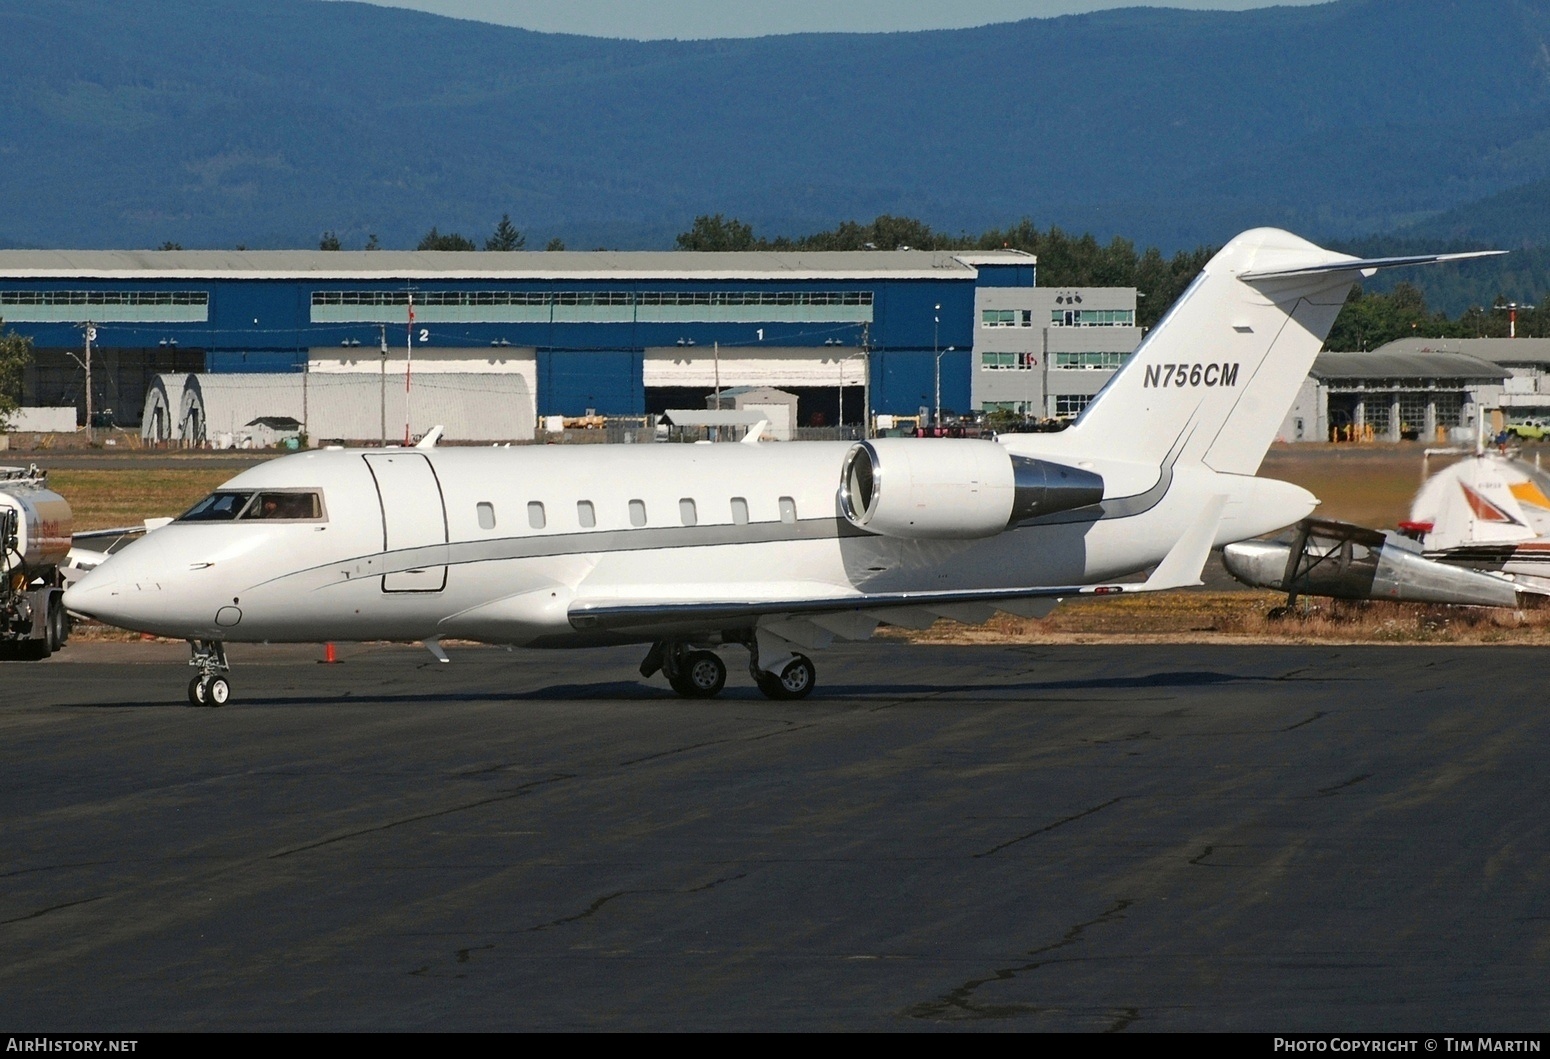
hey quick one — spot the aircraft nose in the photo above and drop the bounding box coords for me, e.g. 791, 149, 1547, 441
62, 535, 174, 630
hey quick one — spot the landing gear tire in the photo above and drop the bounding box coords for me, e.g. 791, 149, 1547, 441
187, 675, 230, 707
757, 654, 816, 700
668, 650, 727, 698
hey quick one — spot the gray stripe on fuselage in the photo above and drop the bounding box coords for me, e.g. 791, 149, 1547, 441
249, 438, 1188, 589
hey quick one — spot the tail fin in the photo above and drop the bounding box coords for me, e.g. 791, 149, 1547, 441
1063, 228, 1501, 475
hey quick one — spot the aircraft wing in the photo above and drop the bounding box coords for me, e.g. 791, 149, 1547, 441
569, 496, 1225, 635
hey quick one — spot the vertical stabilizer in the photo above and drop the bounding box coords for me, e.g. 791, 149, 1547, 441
1062, 229, 1500, 475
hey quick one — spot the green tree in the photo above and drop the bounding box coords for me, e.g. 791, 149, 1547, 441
544, 237, 566, 251
319, 231, 342, 251
485, 214, 525, 251
417, 227, 476, 251
1324, 282, 1454, 351
676, 214, 756, 251
364, 233, 381, 251
158, 241, 183, 251
0, 321, 33, 431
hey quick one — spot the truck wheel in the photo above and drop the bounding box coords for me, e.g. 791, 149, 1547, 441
47, 597, 67, 653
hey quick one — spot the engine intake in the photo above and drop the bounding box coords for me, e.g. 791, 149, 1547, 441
839, 439, 1103, 539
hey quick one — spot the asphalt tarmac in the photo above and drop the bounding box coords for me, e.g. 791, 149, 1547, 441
2, 640, 1547, 1031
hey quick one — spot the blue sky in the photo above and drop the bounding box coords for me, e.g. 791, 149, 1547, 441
332, 0, 1335, 39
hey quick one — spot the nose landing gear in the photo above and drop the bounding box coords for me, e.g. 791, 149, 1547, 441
187, 639, 231, 707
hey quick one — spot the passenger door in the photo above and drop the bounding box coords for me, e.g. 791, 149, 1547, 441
363, 452, 448, 592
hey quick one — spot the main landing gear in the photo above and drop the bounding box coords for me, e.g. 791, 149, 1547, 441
187, 639, 231, 707
641, 637, 816, 700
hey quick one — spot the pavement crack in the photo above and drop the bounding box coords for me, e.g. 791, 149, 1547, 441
974, 797, 1127, 858
0, 895, 109, 926
529, 890, 638, 931
1283, 710, 1328, 731
0, 860, 110, 880
1317, 773, 1371, 797
903, 899, 1133, 1020
270, 772, 574, 858
1189, 844, 1243, 867
620, 739, 736, 766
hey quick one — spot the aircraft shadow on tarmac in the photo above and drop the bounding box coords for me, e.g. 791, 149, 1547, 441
66, 669, 1309, 709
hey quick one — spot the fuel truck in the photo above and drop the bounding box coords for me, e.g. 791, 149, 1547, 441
0, 465, 72, 659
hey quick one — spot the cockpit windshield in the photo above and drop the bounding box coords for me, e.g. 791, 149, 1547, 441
177, 490, 325, 523
178, 491, 253, 521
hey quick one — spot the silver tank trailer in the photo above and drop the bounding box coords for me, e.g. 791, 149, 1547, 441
0, 467, 73, 574
0, 466, 74, 659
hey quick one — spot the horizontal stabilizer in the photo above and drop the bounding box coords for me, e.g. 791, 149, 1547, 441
1239, 250, 1504, 282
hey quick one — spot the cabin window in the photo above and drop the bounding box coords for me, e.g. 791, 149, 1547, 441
629, 499, 647, 527
730, 497, 749, 525
577, 500, 596, 528
779, 496, 797, 524
679, 498, 697, 526
476, 502, 496, 530
232, 491, 325, 521
528, 501, 546, 529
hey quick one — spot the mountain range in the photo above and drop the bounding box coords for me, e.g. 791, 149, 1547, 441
3, 0, 1550, 259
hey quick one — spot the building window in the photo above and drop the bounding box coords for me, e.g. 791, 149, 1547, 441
527, 502, 546, 529
476, 502, 496, 530
1051, 351, 1130, 370
730, 497, 749, 525
1049, 308, 1134, 327
629, 499, 647, 527
981, 352, 1037, 370
981, 309, 1018, 328
1054, 394, 1092, 417
1, 290, 208, 307
312, 289, 873, 308
577, 500, 596, 528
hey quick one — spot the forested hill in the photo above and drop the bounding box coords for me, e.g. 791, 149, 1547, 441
3, 0, 1550, 251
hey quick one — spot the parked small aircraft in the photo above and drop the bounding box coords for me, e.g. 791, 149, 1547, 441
1224, 441, 1550, 608
62, 229, 1498, 705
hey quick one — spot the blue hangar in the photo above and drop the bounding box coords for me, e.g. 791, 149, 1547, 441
0, 247, 1039, 431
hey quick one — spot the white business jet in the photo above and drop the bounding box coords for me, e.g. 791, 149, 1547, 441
62, 229, 1498, 706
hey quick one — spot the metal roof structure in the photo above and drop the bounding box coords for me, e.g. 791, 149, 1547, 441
1366, 336, 1550, 365
0, 248, 1033, 282
1312, 350, 1508, 381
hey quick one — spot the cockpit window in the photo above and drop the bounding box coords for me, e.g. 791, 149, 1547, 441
178, 491, 254, 522
176, 490, 325, 523
242, 492, 323, 521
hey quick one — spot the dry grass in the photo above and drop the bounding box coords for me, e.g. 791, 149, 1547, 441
49, 468, 235, 531
886, 591, 1550, 646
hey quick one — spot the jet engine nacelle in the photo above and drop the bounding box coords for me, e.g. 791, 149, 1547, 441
839, 438, 1104, 539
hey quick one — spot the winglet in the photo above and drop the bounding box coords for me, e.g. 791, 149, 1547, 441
1144, 494, 1227, 590
416, 425, 445, 449
740, 419, 769, 445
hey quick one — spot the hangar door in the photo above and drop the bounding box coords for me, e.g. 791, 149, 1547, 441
363, 452, 448, 592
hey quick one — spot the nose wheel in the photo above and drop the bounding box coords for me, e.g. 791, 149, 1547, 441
187, 674, 231, 707
186, 639, 232, 707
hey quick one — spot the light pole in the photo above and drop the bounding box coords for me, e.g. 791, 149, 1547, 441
933, 304, 941, 429
379, 324, 388, 447
839, 349, 868, 436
